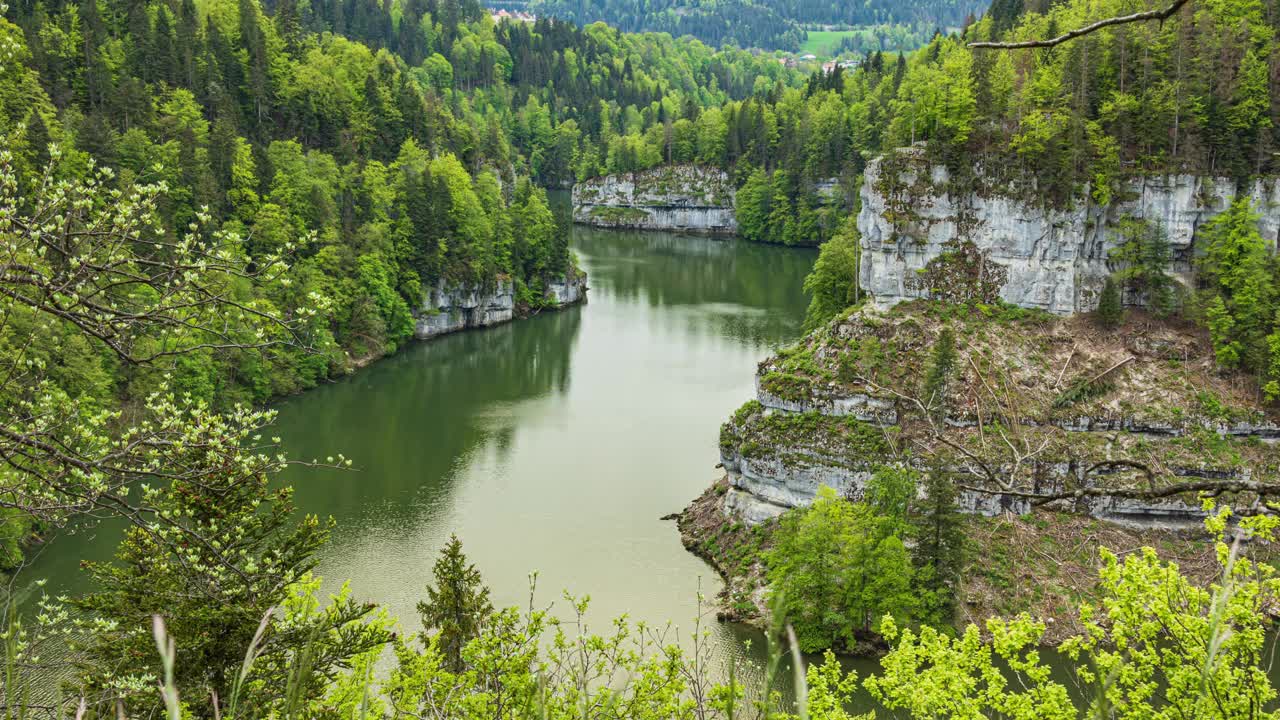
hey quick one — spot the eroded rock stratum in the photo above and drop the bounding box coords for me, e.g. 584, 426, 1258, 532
719, 302, 1280, 528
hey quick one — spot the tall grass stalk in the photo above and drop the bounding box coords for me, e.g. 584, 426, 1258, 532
226, 607, 274, 719
150, 616, 180, 720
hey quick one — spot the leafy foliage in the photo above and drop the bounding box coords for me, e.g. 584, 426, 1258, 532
869, 505, 1280, 720
801, 216, 862, 330
766, 485, 917, 652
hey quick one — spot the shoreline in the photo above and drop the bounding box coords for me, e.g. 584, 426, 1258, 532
676, 474, 1235, 655
4, 276, 590, 573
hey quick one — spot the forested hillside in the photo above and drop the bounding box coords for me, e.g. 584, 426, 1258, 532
581, 0, 1277, 255
0, 0, 801, 414
0, 0, 806, 588
786, 0, 1280, 328
526, 0, 987, 51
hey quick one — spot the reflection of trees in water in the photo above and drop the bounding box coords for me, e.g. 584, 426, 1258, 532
573, 227, 814, 347
274, 306, 584, 521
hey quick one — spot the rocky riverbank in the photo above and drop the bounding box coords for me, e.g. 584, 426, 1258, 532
416, 272, 587, 340
677, 477, 1230, 648
344, 270, 587, 370
682, 299, 1280, 650
719, 302, 1279, 528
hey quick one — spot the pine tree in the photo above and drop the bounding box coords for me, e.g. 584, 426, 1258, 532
418, 534, 493, 672
76, 469, 389, 712
911, 468, 964, 623
177, 0, 199, 87
766, 170, 793, 244
150, 7, 178, 86
1111, 217, 1176, 317
23, 110, 50, 170
239, 0, 272, 132
275, 0, 301, 51
921, 326, 956, 423
1097, 275, 1123, 328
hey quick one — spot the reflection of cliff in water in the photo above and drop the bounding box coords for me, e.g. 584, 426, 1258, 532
273, 304, 584, 524
573, 226, 814, 348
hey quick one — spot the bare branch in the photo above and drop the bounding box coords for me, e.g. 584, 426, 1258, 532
969, 0, 1193, 49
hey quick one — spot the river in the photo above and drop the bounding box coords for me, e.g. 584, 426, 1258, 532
273, 225, 815, 662
24, 224, 835, 694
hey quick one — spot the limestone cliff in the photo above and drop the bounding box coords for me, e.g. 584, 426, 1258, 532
572, 165, 736, 235
415, 273, 586, 340
858, 148, 1280, 315
717, 302, 1280, 529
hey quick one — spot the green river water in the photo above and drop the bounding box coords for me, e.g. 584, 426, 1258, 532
25, 224, 869, 694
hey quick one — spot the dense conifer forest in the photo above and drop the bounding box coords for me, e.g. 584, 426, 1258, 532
1, 0, 805, 410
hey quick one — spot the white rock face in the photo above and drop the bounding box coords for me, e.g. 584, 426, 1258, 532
572, 165, 737, 234
546, 276, 587, 306
858, 151, 1280, 315
414, 274, 586, 340
720, 367, 1272, 531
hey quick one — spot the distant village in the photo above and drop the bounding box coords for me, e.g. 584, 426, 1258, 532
776, 55, 861, 72
489, 7, 537, 22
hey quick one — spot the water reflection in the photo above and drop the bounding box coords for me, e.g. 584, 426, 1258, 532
259, 226, 815, 646
576, 228, 816, 347
279, 305, 584, 524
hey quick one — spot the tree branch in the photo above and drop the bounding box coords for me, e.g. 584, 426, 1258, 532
969, 0, 1193, 49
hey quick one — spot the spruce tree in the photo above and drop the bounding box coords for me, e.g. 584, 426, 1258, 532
921, 326, 957, 422
76, 472, 390, 712
23, 110, 50, 170
1111, 217, 1176, 317
1097, 275, 1123, 328
276, 0, 302, 51
911, 468, 965, 623
418, 534, 493, 672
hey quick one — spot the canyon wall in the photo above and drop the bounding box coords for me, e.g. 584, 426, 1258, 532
415, 274, 586, 340
572, 165, 737, 235
858, 149, 1280, 315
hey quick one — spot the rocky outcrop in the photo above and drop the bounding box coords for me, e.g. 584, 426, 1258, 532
718, 303, 1280, 530
858, 148, 1280, 315
572, 165, 736, 235
415, 273, 586, 340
